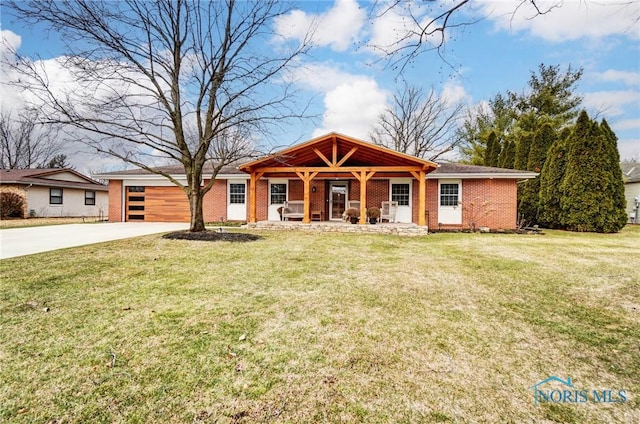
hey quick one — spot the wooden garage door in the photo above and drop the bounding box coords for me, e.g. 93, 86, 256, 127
125, 186, 190, 222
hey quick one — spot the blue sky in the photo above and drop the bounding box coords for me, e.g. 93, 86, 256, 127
1, 0, 639, 172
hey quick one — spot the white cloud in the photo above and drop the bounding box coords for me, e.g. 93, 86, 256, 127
288, 63, 364, 92
582, 90, 639, 116
478, 0, 640, 42
365, 1, 445, 57
617, 138, 640, 161
441, 80, 471, 107
313, 78, 388, 139
1, 30, 21, 55
595, 69, 640, 87
274, 0, 365, 51
613, 118, 640, 131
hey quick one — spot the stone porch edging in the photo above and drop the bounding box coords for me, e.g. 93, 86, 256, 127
245, 221, 430, 236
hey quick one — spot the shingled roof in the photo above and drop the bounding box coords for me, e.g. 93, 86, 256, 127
94, 163, 245, 178
0, 168, 107, 191
428, 162, 537, 179
621, 163, 640, 183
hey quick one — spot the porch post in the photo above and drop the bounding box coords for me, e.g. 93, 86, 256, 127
303, 171, 311, 223
296, 171, 318, 224
249, 172, 257, 223
418, 170, 426, 226
359, 170, 367, 224
410, 170, 427, 226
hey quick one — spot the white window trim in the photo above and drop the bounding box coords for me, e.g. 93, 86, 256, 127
438, 179, 462, 207
269, 179, 289, 205
227, 180, 247, 205
389, 178, 412, 207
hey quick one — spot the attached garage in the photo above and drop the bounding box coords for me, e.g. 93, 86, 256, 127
98, 165, 249, 223
124, 185, 191, 222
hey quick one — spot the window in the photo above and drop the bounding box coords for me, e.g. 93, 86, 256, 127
229, 183, 246, 204
127, 186, 145, 193
50, 188, 63, 204
85, 190, 96, 205
440, 183, 459, 206
270, 183, 286, 204
391, 183, 410, 206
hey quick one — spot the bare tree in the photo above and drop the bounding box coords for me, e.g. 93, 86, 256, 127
368, 1, 636, 72
370, 83, 463, 161
0, 109, 61, 169
5, 0, 311, 231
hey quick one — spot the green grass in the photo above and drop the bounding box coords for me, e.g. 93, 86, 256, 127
1, 226, 639, 423
0, 217, 99, 229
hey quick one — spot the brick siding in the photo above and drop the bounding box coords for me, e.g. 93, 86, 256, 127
106, 176, 521, 229
204, 179, 227, 222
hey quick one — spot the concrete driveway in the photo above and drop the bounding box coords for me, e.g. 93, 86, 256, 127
0, 222, 189, 259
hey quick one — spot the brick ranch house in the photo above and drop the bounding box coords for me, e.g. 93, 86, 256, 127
95, 133, 536, 230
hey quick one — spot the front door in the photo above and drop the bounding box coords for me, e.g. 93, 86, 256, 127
329, 182, 348, 220
438, 180, 462, 224
227, 180, 247, 221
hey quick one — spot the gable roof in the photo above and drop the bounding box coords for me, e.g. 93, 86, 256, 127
0, 168, 107, 191
239, 132, 438, 173
621, 163, 640, 183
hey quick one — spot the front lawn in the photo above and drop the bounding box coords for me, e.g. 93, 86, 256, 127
1, 227, 638, 423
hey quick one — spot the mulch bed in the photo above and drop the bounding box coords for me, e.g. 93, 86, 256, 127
162, 230, 262, 242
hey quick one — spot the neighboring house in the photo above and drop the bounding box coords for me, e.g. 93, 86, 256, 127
621, 162, 640, 223
0, 168, 108, 218
95, 133, 537, 230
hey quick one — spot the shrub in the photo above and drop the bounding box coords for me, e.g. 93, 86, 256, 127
366, 207, 381, 219
1, 192, 25, 218
345, 208, 359, 218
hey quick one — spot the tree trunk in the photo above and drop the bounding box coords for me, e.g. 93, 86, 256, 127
188, 188, 206, 232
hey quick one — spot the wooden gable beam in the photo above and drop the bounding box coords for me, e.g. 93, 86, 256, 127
336, 146, 358, 167
332, 137, 338, 165
255, 165, 422, 173
313, 148, 333, 167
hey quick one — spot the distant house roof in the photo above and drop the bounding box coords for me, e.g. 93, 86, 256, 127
621, 163, 640, 183
0, 168, 108, 191
428, 163, 537, 179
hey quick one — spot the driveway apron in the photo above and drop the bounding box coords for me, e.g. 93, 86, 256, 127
0, 222, 188, 259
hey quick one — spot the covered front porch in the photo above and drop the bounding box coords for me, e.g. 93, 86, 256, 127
239, 133, 438, 226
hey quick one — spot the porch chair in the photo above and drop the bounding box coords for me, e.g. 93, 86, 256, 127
380, 201, 398, 223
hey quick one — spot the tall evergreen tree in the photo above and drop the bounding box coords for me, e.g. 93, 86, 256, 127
510, 63, 583, 131
519, 123, 556, 222
459, 64, 582, 165
538, 128, 570, 228
514, 131, 534, 170
483, 131, 501, 167
498, 140, 516, 169
599, 119, 628, 231
561, 111, 624, 232
458, 93, 516, 165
